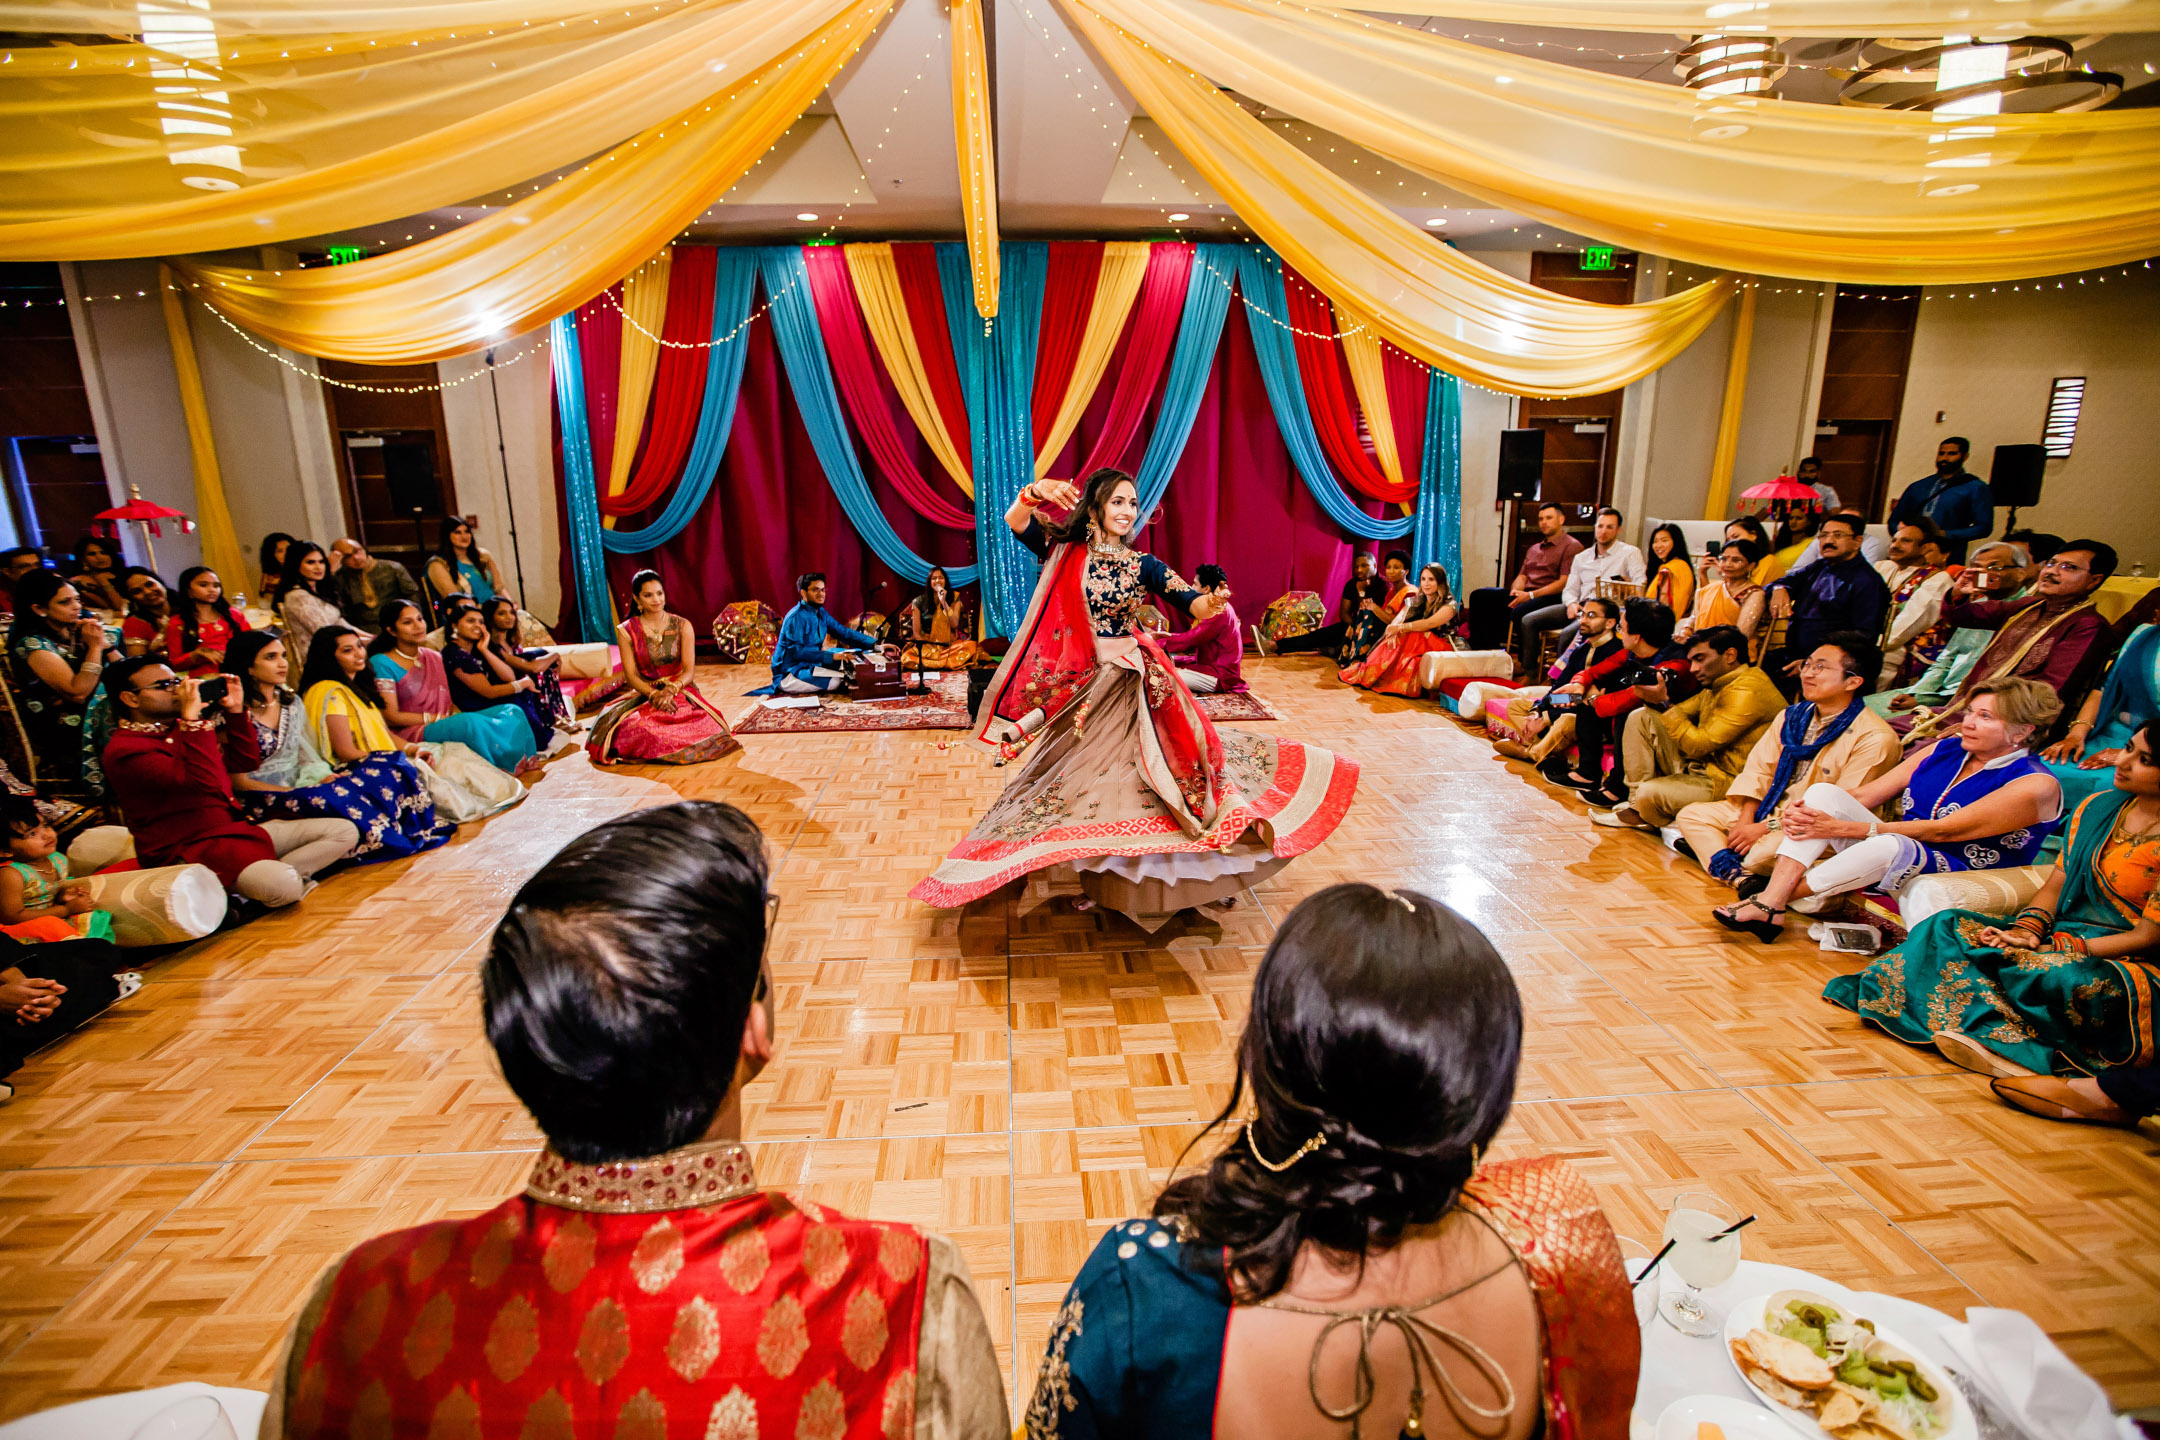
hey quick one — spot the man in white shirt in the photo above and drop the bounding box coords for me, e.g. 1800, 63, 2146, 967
1873, 516, 1956, 687
1525, 506, 1648, 654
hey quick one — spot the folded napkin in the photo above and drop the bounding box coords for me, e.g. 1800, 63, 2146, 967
1939, 1309, 2128, 1440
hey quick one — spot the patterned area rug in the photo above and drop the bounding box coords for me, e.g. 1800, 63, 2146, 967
1195, 690, 1280, 721
730, 670, 972, 733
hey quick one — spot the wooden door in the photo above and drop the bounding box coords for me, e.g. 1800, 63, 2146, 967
4, 435, 110, 553
1504, 253, 1634, 574
337, 430, 448, 578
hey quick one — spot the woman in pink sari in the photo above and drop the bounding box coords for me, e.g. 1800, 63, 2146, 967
586, 570, 741, 766
1340, 562, 1459, 697
913, 469, 1358, 930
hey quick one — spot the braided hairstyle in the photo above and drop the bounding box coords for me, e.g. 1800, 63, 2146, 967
1154, 883, 1521, 1301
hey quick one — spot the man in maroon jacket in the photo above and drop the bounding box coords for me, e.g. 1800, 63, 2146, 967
100, 656, 356, 907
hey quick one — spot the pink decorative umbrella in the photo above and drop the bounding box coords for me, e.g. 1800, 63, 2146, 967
1737, 475, 1824, 520
94, 485, 195, 572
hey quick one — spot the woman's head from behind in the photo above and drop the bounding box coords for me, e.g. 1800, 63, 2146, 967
1155, 883, 1522, 1299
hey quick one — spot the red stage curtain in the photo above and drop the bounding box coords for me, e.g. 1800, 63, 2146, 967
891, 242, 973, 481
1282, 267, 1416, 505
574, 288, 621, 490
601, 246, 716, 517
1030, 241, 1102, 444
1077, 241, 1191, 478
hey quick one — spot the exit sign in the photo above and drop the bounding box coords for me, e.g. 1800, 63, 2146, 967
1581, 246, 1615, 271
325, 245, 366, 265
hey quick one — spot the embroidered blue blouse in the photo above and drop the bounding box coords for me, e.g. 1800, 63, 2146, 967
1017, 517, 1201, 638
1897, 736, 2060, 872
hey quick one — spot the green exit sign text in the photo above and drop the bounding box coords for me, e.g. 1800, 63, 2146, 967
326, 245, 367, 265
1581, 246, 1615, 271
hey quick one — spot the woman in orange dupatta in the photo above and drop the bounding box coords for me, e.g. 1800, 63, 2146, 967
1022, 884, 1637, 1440
912, 469, 1357, 930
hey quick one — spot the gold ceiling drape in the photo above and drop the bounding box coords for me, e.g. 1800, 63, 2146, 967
0, 0, 860, 260
1064, 5, 1733, 396
1068, 0, 2160, 283
950, 0, 1001, 320
1257, 0, 2160, 34
163, 1, 893, 363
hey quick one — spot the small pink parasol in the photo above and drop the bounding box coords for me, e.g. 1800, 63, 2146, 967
94, 484, 195, 571
1736, 475, 1824, 518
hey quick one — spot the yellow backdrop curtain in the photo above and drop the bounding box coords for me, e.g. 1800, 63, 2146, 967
607, 251, 674, 503
1035, 241, 1150, 476
1066, 0, 2160, 284
844, 243, 978, 498
1228, 0, 2160, 34
0, 0, 862, 261
0, 3, 692, 33
1063, 5, 1731, 397
950, 0, 1001, 320
162, 2, 893, 363
156, 268, 254, 602
1335, 305, 1407, 494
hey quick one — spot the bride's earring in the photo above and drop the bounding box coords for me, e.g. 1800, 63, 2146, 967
1086, 518, 1104, 545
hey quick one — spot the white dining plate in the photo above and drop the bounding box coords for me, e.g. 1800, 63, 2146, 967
1722, 1293, 1976, 1440
1655, 1394, 1797, 1440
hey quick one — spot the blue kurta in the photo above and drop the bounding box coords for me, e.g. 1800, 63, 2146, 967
753, 602, 882, 693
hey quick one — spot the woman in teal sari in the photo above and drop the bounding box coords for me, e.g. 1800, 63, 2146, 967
2041, 622, 2157, 824
1824, 717, 2160, 1100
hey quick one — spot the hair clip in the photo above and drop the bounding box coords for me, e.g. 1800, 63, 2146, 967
1384, 888, 1416, 913
1245, 1122, 1324, 1173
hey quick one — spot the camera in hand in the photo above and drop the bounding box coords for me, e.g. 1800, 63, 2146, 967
198, 676, 232, 705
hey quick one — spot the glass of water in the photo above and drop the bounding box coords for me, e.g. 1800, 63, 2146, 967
129, 1396, 237, 1440
1659, 1189, 1741, 1336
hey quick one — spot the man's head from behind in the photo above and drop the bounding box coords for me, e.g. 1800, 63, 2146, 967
483, 802, 774, 1165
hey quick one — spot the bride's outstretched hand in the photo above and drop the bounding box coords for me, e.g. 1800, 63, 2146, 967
1034, 479, 1081, 510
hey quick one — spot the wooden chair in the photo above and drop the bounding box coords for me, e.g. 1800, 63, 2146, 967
1595, 578, 1643, 603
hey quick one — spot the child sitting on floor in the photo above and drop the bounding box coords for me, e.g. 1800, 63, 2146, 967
0, 795, 114, 944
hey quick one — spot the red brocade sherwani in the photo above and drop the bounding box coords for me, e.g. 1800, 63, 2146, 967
262, 1140, 1005, 1439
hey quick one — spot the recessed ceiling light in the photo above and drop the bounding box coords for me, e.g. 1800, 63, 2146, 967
796, 212, 819, 222
1168, 212, 1191, 222
1426, 217, 1448, 227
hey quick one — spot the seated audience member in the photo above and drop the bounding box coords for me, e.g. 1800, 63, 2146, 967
0, 928, 132, 1102
274, 541, 344, 664
1337, 551, 1415, 667
1535, 599, 1696, 798
119, 567, 172, 659
369, 599, 537, 774
2043, 621, 2158, 821
259, 801, 1008, 1438
589, 571, 741, 765
442, 602, 553, 750
481, 596, 573, 736
1888, 436, 1992, 562
1762, 514, 1891, 696
1869, 541, 2029, 717
1874, 518, 1956, 687
1465, 503, 1581, 659
164, 565, 249, 680
1825, 720, 2160, 1128
758, 572, 887, 695
0, 794, 115, 944
1713, 678, 2062, 940
904, 565, 984, 671
1767, 505, 1817, 576
425, 515, 513, 614
1340, 562, 1457, 696
1643, 523, 1694, 620
1675, 538, 1769, 651
1536, 507, 1646, 659
1162, 564, 1246, 695
102, 655, 357, 907
1265, 552, 1376, 660
1712, 516, 1782, 587
0, 546, 44, 615
257, 532, 294, 606
1489, 597, 1622, 763
2000, 528, 2062, 566
1590, 625, 1783, 832
1787, 507, 1890, 571
66, 535, 128, 614
326, 537, 421, 634
5, 571, 107, 799
225, 630, 450, 864
1893, 539, 2115, 748
1673, 634, 1902, 887
1022, 882, 1637, 1439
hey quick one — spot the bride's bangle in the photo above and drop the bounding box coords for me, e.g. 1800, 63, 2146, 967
1018, 484, 1042, 508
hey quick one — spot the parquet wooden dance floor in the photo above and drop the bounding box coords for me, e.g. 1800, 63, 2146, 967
2, 657, 2156, 1420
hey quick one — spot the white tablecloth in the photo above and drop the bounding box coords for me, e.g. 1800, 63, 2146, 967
0, 1384, 266, 1440
1632, 1260, 1965, 1434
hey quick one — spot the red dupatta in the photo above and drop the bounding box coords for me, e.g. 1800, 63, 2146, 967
970, 541, 1252, 846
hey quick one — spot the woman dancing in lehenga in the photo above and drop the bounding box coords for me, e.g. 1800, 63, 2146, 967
913, 468, 1359, 930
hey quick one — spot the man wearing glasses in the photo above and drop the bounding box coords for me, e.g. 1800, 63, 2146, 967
1893, 539, 2117, 749
99, 656, 357, 908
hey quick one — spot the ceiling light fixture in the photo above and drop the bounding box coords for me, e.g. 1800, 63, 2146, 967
1426, 217, 1448, 227
796, 212, 819, 221
1168, 212, 1191, 222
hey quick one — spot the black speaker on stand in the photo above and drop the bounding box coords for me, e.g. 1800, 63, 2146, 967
1990, 443, 2045, 533
1495, 428, 1545, 586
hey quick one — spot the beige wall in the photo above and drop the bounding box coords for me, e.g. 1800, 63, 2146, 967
439, 342, 562, 629
1889, 271, 2160, 572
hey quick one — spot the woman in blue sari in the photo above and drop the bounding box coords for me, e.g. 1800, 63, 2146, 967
2041, 622, 2157, 826
224, 629, 452, 863
1824, 717, 2160, 1114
